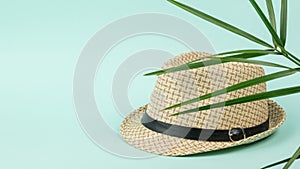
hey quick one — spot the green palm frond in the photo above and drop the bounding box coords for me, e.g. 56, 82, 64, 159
266, 0, 277, 46
170, 85, 300, 116
280, 0, 288, 46
145, 52, 286, 76
261, 147, 300, 169
164, 68, 300, 110
285, 50, 300, 66
167, 0, 273, 48
189, 49, 279, 63
208, 57, 291, 69
266, 0, 276, 31
283, 146, 300, 169
250, 0, 283, 47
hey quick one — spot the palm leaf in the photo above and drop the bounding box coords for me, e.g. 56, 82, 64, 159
189, 49, 279, 63
261, 155, 300, 168
285, 50, 300, 66
280, 0, 288, 46
164, 68, 300, 110
208, 57, 291, 69
170, 85, 300, 116
261, 155, 300, 169
262, 156, 300, 169
250, 0, 283, 47
144, 52, 266, 76
266, 0, 277, 46
266, 0, 276, 30
214, 49, 276, 55
145, 52, 285, 76
167, 0, 273, 48
278, 47, 300, 66
283, 146, 300, 169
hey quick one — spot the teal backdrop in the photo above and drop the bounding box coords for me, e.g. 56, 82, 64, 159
0, 0, 299, 168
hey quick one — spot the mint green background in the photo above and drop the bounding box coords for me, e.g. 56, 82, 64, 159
0, 0, 299, 168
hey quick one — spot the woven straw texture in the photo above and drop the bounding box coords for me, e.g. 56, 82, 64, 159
120, 100, 285, 156
120, 52, 286, 156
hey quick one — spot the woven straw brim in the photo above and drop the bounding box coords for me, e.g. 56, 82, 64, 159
120, 100, 286, 156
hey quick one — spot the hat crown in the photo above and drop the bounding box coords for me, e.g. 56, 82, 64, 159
146, 52, 268, 130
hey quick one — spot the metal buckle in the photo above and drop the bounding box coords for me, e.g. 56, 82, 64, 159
228, 128, 246, 142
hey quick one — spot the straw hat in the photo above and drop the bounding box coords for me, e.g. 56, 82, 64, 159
120, 52, 286, 156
